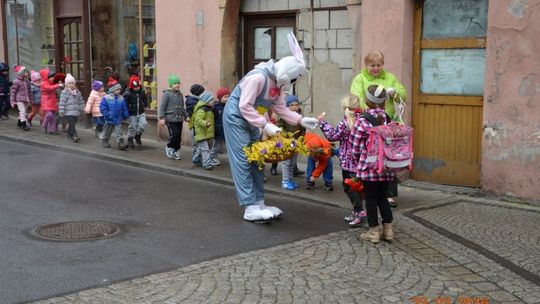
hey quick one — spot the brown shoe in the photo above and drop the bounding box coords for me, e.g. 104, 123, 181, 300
382, 223, 394, 241
360, 227, 380, 243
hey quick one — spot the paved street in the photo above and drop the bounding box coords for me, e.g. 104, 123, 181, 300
0, 118, 538, 304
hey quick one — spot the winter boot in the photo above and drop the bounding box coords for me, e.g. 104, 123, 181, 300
127, 137, 135, 149
21, 121, 30, 131
382, 223, 394, 241
134, 133, 142, 146
118, 138, 129, 150
17, 119, 22, 128
360, 227, 381, 243
102, 140, 111, 148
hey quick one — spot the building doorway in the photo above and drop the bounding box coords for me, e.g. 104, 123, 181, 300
57, 17, 85, 90
411, 0, 487, 187
243, 14, 296, 76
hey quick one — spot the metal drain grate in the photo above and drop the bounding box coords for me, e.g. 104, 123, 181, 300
35, 221, 119, 241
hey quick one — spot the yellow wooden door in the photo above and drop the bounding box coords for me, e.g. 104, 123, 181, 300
411, 0, 487, 187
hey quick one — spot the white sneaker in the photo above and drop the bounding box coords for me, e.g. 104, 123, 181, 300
174, 151, 182, 160
258, 201, 283, 218
210, 159, 221, 166
243, 205, 274, 221
165, 147, 175, 159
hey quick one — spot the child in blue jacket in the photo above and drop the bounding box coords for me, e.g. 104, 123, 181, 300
100, 83, 129, 150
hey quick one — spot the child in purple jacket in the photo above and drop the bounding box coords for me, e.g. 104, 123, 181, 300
10, 66, 31, 130
318, 94, 366, 227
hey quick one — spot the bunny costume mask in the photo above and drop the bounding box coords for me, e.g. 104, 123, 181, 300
223, 33, 319, 223
274, 34, 306, 91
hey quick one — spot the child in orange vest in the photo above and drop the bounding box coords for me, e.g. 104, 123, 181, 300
304, 132, 335, 190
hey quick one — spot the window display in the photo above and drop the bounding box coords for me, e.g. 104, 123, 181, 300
90, 0, 156, 110
5, 0, 54, 72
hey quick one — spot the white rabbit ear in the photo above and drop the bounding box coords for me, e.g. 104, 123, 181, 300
287, 32, 305, 65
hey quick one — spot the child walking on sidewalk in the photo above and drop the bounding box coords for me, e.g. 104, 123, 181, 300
58, 73, 85, 142
100, 83, 129, 150
10, 66, 31, 130
123, 75, 147, 148
28, 71, 41, 127
39, 69, 62, 135
159, 74, 188, 160
85, 80, 106, 138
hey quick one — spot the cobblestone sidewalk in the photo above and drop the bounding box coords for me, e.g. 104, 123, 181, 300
36, 200, 540, 304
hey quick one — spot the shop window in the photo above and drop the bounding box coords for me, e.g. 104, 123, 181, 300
4, 0, 55, 73
90, 0, 156, 109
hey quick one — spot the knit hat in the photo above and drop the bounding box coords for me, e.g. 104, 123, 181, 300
285, 94, 300, 106
190, 84, 205, 96
168, 74, 180, 87
65, 73, 76, 84
108, 83, 122, 94
53, 73, 65, 84
92, 80, 104, 91
129, 75, 141, 89
199, 92, 214, 103
216, 87, 231, 101
15, 66, 27, 77
30, 71, 41, 82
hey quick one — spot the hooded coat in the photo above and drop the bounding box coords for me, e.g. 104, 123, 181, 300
39, 69, 61, 112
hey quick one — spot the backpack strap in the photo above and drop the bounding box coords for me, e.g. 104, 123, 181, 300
362, 112, 380, 126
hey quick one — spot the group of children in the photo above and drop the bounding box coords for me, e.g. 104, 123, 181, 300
158, 75, 230, 171
1, 62, 150, 150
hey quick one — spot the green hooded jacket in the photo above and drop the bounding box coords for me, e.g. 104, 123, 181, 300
350, 68, 407, 120
193, 100, 215, 142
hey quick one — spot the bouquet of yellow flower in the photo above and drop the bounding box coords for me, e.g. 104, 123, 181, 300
243, 131, 307, 169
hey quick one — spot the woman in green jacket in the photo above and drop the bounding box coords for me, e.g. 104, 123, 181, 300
350, 51, 406, 121
350, 51, 407, 207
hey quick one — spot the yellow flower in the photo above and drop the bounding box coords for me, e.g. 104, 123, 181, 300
243, 132, 307, 169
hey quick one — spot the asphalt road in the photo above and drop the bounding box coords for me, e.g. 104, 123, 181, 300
0, 140, 347, 304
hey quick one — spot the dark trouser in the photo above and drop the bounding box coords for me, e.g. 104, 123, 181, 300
363, 181, 393, 228
65, 115, 78, 138
342, 170, 363, 212
166, 121, 183, 151
386, 179, 398, 197
0, 95, 9, 116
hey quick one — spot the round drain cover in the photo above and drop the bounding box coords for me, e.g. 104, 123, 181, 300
35, 221, 119, 241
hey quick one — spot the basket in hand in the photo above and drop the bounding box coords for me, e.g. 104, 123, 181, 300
243, 132, 307, 169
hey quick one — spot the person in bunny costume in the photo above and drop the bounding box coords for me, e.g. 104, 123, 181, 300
223, 33, 319, 223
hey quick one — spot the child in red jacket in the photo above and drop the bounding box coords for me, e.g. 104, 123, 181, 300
39, 69, 63, 135
304, 132, 335, 190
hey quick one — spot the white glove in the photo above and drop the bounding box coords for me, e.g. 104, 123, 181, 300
264, 123, 282, 136
300, 117, 319, 130
386, 87, 396, 97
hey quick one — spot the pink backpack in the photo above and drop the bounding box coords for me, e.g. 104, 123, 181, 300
363, 113, 413, 173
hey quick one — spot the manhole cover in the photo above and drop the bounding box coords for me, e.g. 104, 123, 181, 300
34, 221, 119, 241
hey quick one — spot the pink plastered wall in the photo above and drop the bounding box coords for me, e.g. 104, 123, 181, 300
357, 0, 414, 122
155, 1, 223, 141
482, 0, 540, 200
155, 2, 222, 100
